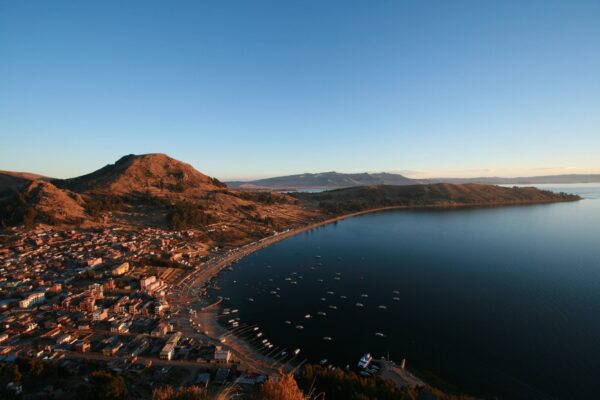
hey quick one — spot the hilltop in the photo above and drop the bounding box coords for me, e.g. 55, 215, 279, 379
53, 153, 226, 195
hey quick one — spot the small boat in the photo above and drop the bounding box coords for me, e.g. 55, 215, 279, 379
340, 295, 347, 299
248, 298, 254, 302
256, 333, 263, 337
253, 327, 259, 331
262, 339, 268, 344
280, 351, 287, 356
378, 305, 387, 310
317, 311, 327, 316
375, 332, 386, 338
361, 293, 369, 298
317, 279, 324, 283
315, 255, 321, 259
333, 276, 341, 280
326, 291, 334, 295
358, 353, 372, 369
393, 290, 400, 294
320, 359, 328, 365
294, 348, 301, 355
284, 320, 292, 325
304, 314, 312, 319
231, 309, 239, 313
270, 291, 277, 295
323, 336, 332, 341
320, 297, 326, 301
355, 303, 364, 307
328, 305, 338, 310
393, 297, 400, 301
295, 325, 304, 330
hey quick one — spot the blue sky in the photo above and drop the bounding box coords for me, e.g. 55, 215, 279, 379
1, 1, 599, 180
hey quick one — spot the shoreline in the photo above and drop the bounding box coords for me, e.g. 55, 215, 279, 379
168, 197, 579, 376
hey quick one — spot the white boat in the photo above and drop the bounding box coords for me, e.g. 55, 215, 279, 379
294, 348, 301, 355
393, 297, 400, 301
328, 305, 338, 310
304, 314, 312, 319
326, 291, 334, 295
361, 293, 369, 298
320, 358, 328, 365
355, 303, 364, 307
317, 311, 327, 316
375, 332, 386, 337
323, 336, 332, 341
295, 325, 304, 329
378, 305, 387, 310
340, 295, 347, 299
248, 298, 254, 302
358, 353, 373, 369
284, 320, 291, 324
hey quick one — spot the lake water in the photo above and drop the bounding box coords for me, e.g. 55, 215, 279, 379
216, 184, 600, 399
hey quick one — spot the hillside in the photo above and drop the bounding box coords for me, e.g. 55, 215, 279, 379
295, 183, 581, 214
426, 174, 600, 185
53, 153, 225, 195
228, 171, 415, 189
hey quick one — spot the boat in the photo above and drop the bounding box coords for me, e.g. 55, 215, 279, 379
284, 320, 291, 325
393, 290, 400, 294
304, 314, 312, 319
333, 276, 341, 280
393, 297, 400, 301
328, 305, 338, 310
326, 291, 334, 295
323, 336, 332, 341
355, 303, 364, 307
253, 327, 259, 331
320, 297, 326, 301
256, 333, 263, 337
320, 359, 328, 365
295, 325, 304, 329
317, 311, 327, 316
294, 348, 301, 355
361, 293, 369, 298
317, 279, 324, 283
358, 353, 373, 369
375, 332, 386, 338
248, 298, 254, 302
378, 305, 387, 310
340, 295, 347, 299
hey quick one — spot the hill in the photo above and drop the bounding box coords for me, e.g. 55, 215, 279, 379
425, 174, 600, 185
53, 153, 225, 195
295, 183, 581, 214
228, 171, 415, 189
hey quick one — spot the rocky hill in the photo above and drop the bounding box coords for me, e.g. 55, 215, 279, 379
53, 153, 225, 196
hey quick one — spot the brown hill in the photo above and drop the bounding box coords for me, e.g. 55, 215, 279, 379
53, 153, 225, 196
0, 180, 87, 226
296, 183, 581, 213
0, 170, 49, 199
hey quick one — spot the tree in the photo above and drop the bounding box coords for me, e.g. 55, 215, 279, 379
257, 374, 305, 400
90, 370, 126, 399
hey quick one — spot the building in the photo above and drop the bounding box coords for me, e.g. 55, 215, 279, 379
214, 346, 231, 364
19, 291, 45, 308
159, 332, 181, 360
112, 262, 129, 276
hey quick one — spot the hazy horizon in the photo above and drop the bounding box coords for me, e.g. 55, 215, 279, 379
2, 1, 599, 180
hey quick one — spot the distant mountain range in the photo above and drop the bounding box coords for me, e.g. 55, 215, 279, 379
228, 172, 600, 189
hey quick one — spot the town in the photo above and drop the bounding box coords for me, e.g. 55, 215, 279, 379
0, 226, 268, 398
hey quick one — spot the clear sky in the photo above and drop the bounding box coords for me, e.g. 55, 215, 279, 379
1, 1, 599, 180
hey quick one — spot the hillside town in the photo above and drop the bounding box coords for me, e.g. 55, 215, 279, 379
0, 226, 268, 398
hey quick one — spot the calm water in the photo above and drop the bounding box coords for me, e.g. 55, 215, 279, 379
216, 184, 600, 399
